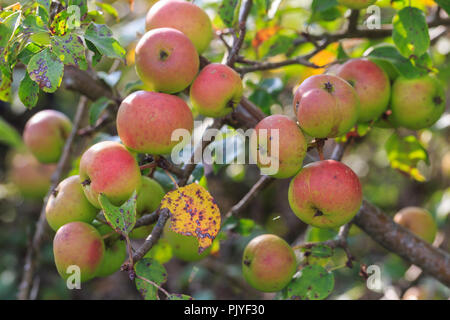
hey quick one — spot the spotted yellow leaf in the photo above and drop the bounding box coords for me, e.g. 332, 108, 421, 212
160, 183, 220, 253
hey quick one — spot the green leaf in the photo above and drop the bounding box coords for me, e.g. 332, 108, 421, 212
310, 0, 340, 22
68, 0, 88, 18
311, 0, 337, 12
255, 0, 272, 14
385, 134, 429, 182
19, 72, 39, 108
336, 42, 349, 60
0, 116, 24, 148
21, 15, 47, 35
222, 216, 256, 236
96, 1, 119, 21
84, 23, 126, 60
392, 7, 429, 58
27, 48, 64, 93
168, 294, 194, 300
98, 191, 138, 236
310, 245, 333, 258
135, 258, 168, 300
85, 39, 102, 66
435, 0, 450, 15
51, 33, 88, 70
0, 68, 12, 102
0, 11, 21, 53
89, 96, 113, 126
18, 43, 42, 65
260, 31, 297, 58
37, 0, 51, 13
287, 265, 334, 300
219, 0, 241, 28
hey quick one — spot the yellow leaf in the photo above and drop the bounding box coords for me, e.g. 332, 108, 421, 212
160, 183, 221, 253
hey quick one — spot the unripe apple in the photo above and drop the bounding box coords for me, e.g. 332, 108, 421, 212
190, 63, 243, 117
53, 221, 104, 282
242, 234, 297, 292
393, 207, 437, 244
7, 151, 56, 199
337, 0, 376, 9
79, 141, 142, 208
94, 223, 128, 277
145, 0, 213, 54
45, 175, 98, 231
336, 59, 391, 123
250, 115, 307, 179
116, 90, 194, 155
293, 74, 359, 138
391, 75, 445, 130
130, 176, 166, 239
163, 219, 211, 262
23, 110, 72, 164
135, 28, 199, 94
288, 160, 363, 229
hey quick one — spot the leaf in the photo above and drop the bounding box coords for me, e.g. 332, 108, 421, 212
36, 0, 51, 13
309, 245, 334, 258
0, 11, 21, 53
18, 43, 42, 65
0, 68, 12, 102
51, 33, 88, 70
21, 15, 47, 35
85, 39, 102, 66
310, 0, 340, 22
89, 97, 113, 126
435, 0, 450, 15
219, 0, 241, 28
160, 183, 221, 253
84, 23, 126, 60
96, 1, 119, 21
222, 216, 256, 236
19, 72, 39, 108
27, 48, 64, 93
49, 9, 71, 36
168, 294, 194, 300
255, 0, 272, 14
336, 42, 349, 60
287, 265, 334, 300
98, 191, 138, 236
260, 31, 297, 58
68, 0, 88, 18
135, 258, 168, 300
392, 7, 429, 58
385, 134, 429, 182
0, 116, 24, 148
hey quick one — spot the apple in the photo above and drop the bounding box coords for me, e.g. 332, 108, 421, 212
337, 0, 376, 9
79, 141, 142, 208
336, 59, 391, 123
135, 28, 199, 93
393, 207, 437, 244
53, 221, 104, 282
390, 75, 446, 130
190, 63, 244, 117
402, 286, 429, 300
288, 160, 363, 228
242, 234, 297, 292
116, 90, 194, 155
23, 110, 72, 163
293, 74, 359, 138
145, 0, 213, 54
250, 115, 307, 179
45, 175, 98, 231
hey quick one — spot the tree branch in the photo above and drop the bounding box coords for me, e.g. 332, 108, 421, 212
226, 0, 253, 67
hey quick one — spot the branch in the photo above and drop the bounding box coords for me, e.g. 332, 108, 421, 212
226, 0, 253, 67
17, 96, 89, 300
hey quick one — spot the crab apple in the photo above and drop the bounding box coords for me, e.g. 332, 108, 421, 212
190, 63, 243, 117
288, 160, 363, 229
130, 176, 166, 239
390, 75, 446, 130
337, 0, 376, 9
242, 234, 297, 292
7, 151, 56, 199
145, 0, 212, 54
94, 223, 128, 277
163, 219, 211, 262
23, 110, 72, 164
293, 74, 359, 138
250, 115, 307, 179
336, 59, 391, 123
135, 28, 199, 94
393, 207, 437, 244
45, 175, 98, 231
116, 90, 194, 155
53, 221, 104, 282
79, 141, 142, 208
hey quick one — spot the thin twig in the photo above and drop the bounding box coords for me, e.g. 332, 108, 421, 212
226, 0, 253, 67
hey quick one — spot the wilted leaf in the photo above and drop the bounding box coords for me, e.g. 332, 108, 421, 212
287, 265, 334, 300
135, 258, 167, 300
51, 33, 88, 70
160, 183, 221, 253
98, 191, 138, 236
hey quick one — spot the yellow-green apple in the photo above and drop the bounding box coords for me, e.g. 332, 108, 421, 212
288, 160, 363, 228
190, 63, 243, 117
79, 141, 142, 208
23, 110, 72, 163
242, 234, 297, 292
293, 74, 359, 138
390, 75, 445, 130
130, 176, 166, 239
135, 28, 199, 93
163, 219, 211, 261
145, 0, 212, 54
53, 221, 104, 282
337, 0, 376, 9
250, 115, 307, 179
393, 207, 437, 244
336, 59, 391, 123
7, 151, 56, 199
46, 175, 98, 231
116, 90, 194, 155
